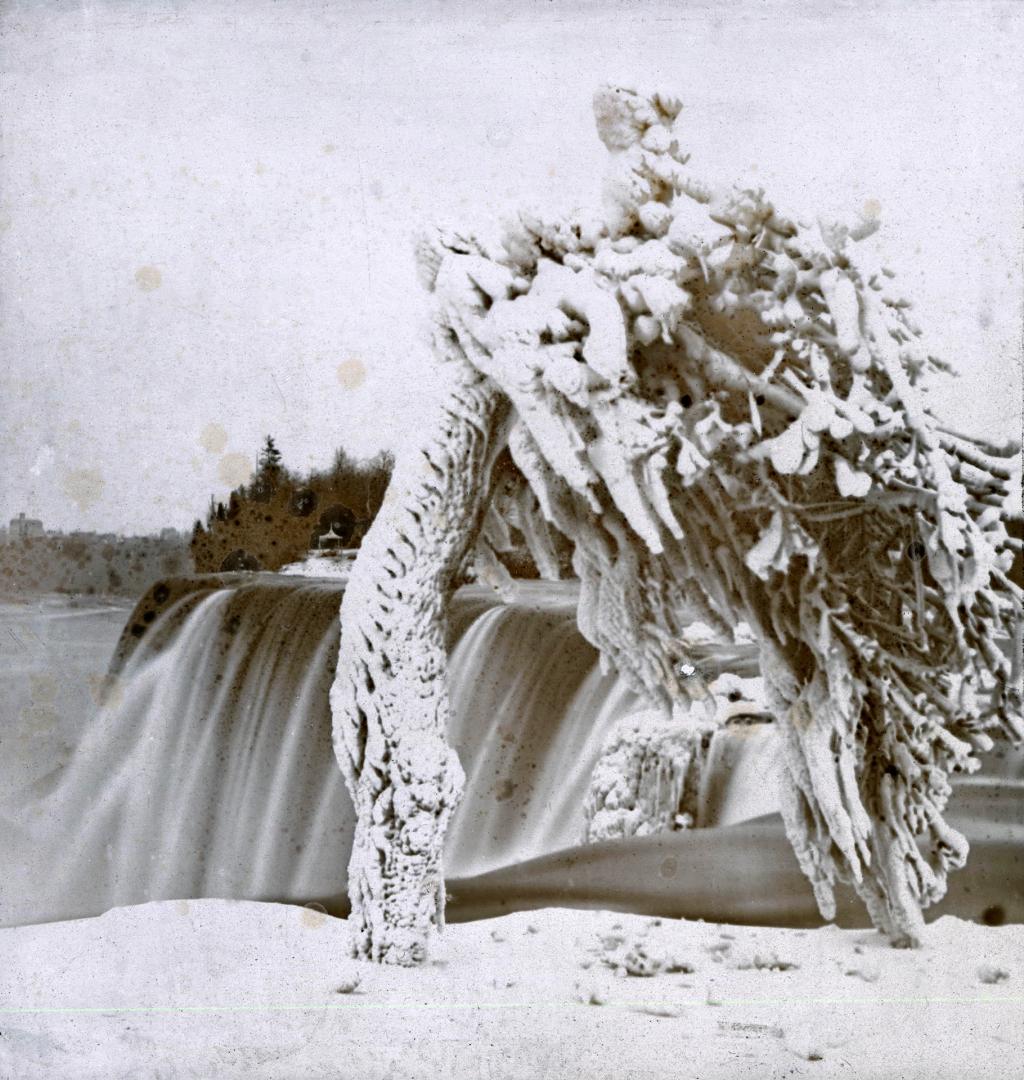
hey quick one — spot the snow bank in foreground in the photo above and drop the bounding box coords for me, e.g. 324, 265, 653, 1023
1, 900, 1020, 1079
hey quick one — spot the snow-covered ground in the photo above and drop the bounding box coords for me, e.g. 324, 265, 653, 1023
279, 552, 358, 578
1, 900, 1020, 1080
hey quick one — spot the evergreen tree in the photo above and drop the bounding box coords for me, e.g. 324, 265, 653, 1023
258, 435, 283, 476
192, 441, 393, 573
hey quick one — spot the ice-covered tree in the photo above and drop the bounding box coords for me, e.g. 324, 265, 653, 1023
329, 85, 1022, 964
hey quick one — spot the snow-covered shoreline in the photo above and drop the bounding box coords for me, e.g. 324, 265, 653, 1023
1, 899, 1019, 1079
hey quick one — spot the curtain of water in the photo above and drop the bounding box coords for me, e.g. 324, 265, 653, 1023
3, 576, 1017, 930
2, 579, 661, 925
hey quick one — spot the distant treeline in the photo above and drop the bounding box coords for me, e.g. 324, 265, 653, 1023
0, 533, 192, 598
190, 438, 393, 574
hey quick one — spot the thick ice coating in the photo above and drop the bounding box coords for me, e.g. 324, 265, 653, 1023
331, 83, 1023, 962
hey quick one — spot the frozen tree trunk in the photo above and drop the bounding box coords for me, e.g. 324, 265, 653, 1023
329, 363, 506, 964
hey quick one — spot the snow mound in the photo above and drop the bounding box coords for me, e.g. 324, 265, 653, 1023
1, 900, 1021, 1079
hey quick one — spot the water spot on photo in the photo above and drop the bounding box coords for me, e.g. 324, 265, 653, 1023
200, 423, 228, 454
218, 452, 252, 487
337, 358, 366, 390
88, 672, 124, 708
301, 903, 327, 929
134, 266, 162, 292
62, 468, 105, 510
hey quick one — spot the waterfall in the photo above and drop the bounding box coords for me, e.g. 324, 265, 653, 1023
444, 591, 641, 875
2, 579, 354, 926
2, 574, 1020, 930
0, 576, 706, 926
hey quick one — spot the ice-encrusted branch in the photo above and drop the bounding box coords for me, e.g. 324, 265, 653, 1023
418, 83, 1022, 947
332, 81, 1021, 963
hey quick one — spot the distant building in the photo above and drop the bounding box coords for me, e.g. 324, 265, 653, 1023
160, 527, 183, 543
317, 525, 348, 551
9, 513, 44, 541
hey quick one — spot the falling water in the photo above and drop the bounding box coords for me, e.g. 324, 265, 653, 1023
5, 573, 1017, 931
2, 579, 353, 926
1, 576, 683, 926
445, 589, 641, 875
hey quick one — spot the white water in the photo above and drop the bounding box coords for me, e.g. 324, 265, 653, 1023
3, 583, 353, 926
1, 576, 784, 927
3, 577, 1022, 932
445, 593, 641, 875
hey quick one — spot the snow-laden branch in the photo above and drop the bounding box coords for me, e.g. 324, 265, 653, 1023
417, 83, 1022, 947
331, 82, 1021, 963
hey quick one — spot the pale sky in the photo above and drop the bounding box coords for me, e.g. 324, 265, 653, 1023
1, 0, 1021, 534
